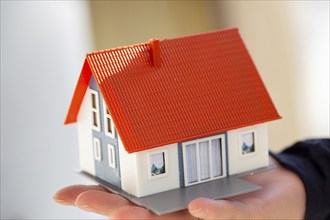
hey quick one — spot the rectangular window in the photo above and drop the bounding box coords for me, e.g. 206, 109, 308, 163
103, 101, 115, 138
239, 130, 256, 158
108, 144, 116, 168
90, 90, 101, 131
183, 134, 226, 186
93, 138, 101, 161
148, 150, 168, 179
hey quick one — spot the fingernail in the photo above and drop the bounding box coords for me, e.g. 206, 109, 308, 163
189, 208, 207, 218
53, 194, 73, 206
76, 204, 96, 212
53, 197, 73, 206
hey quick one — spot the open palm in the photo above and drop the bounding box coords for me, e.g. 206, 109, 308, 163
54, 157, 306, 219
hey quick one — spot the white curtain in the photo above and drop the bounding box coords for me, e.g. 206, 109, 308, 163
211, 139, 222, 177
186, 144, 198, 184
151, 153, 164, 169
199, 141, 210, 180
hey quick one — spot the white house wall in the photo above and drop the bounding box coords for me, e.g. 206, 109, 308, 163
119, 143, 180, 198
136, 143, 180, 197
227, 123, 269, 175
77, 88, 95, 175
76, 88, 269, 195
118, 135, 138, 196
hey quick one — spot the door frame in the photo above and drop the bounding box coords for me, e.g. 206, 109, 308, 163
182, 134, 227, 186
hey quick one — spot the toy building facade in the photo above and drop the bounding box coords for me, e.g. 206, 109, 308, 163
65, 28, 281, 198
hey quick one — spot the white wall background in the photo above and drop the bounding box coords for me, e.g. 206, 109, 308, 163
1, 1, 103, 219
288, 2, 329, 139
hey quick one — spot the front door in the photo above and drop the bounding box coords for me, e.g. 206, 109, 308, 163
182, 134, 226, 186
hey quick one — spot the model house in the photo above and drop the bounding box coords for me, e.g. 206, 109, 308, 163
65, 28, 281, 199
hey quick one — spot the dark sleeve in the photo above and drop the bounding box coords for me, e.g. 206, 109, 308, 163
270, 139, 330, 220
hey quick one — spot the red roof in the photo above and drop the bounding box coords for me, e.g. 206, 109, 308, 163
65, 28, 281, 153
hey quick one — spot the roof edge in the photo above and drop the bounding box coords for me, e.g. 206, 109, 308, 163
64, 59, 93, 125
124, 115, 281, 153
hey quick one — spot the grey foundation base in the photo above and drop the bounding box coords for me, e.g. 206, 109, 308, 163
80, 167, 272, 215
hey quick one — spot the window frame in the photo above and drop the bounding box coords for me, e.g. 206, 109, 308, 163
90, 89, 101, 131
93, 137, 102, 161
103, 100, 115, 138
107, 144, 116, 168
182, 134, 226, 186
238, 129, 257, 159
147, 149, 169, 180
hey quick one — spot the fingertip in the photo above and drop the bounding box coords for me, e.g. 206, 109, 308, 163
74, 190, 92, 206
189, 198, 237, 219
53, 185, 107, 206
53, 185, 85, 205
188, 197, 209, 209
53, 194, 73, 206
188, 198, 210, 219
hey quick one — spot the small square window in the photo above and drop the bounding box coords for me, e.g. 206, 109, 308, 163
149, 151, 167, 178
239, 131, 256, 157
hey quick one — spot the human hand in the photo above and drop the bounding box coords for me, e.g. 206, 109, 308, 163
54, 157, 306, 219
53, 185, 194, 219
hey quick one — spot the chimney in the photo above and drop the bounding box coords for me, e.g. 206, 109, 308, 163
149, 39, 161, 67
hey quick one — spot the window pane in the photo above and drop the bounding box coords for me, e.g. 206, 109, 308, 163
91, 93, 97, 109
199, 141, 210, 180
93, 112, 98, 127
186, 144, 198, 184
241, 132, 255, 155
150, 152, 165, 176
107, 117, 112, 133
211, 139, 222, 177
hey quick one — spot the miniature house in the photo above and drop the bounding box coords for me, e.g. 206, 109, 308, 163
65, 28, 280, 198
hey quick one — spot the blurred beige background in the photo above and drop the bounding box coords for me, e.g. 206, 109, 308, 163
1, 1, 328, 219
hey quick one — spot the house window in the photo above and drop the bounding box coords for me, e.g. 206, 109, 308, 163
93, 138, 101, 161
103, 101, 115, 138
90, 90, 101, 131
148, 150, 168, 179
108, 144, 116, 168
183, 135, 225, 186
239, 130, 256, 158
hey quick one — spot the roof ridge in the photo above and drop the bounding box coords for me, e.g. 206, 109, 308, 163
86, 42, 149, 56
164, 27, 239, 43
86, 27, 239, 56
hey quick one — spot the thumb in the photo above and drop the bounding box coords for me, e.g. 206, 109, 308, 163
188, 198, 247, 219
